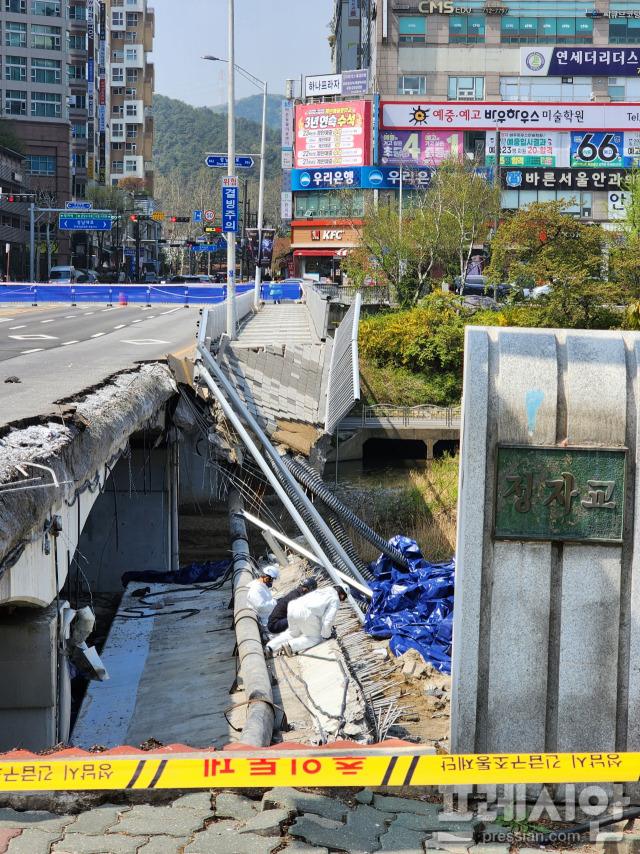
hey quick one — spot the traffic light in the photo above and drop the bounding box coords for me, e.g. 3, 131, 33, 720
130, 214, 138, 222
2, 193, 36, 202
170, 216, 189, 223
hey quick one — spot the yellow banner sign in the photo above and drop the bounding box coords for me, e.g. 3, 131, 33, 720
0, 751, 635, 792
152, 212, 164, 220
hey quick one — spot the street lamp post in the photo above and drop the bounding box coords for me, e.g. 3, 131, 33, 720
203, 55, 267, 312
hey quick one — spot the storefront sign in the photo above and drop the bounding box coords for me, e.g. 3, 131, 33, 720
494, 445, 626, 543
501, 167, 626, 191
292, 166, 436, 190
521, 46, 640, 77
486, 131, 569, 168
417, 2, 472, 12
381, 101, 640, 131
571, 132, 624, 168
342, 69, 369, 96
609, 191, 628, 219
281, 191, 292, 220
295, 101, 370, 168
378, 130, 462, 166
349, 0, 360, 19
292, 223, 361, 248
305, 74, 342, 99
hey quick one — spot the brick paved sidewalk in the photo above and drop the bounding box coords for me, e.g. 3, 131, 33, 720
0, 787, 631, 854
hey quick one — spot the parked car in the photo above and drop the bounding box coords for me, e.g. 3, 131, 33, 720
143, 271, 157, 284
455, 275, 513, 300
48, 265, 79, 284
76, 269, 99, 284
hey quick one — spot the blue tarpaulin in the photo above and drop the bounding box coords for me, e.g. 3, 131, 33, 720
121, 559, 231, 587
363, 536, 455, 674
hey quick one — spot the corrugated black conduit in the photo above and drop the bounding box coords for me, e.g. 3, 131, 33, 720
284, 455, 409, 572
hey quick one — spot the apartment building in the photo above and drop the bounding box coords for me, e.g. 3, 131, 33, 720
106, 0, 153, 194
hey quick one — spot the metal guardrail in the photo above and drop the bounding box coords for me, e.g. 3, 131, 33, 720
325, 292, 362, 434
199, 289, 255, 346
361, 404, 462, 428
314, 284, 390, 305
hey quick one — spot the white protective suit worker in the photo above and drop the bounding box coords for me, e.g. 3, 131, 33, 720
246, 565, 279, 627
267, 585, 348, 655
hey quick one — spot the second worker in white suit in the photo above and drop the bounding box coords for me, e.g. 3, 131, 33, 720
267, 585, 348, 655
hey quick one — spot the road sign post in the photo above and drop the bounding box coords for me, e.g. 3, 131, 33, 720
58, 215, 111, 231
205, 154, 255, 169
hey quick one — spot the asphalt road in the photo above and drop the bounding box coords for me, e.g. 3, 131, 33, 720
0, 302, 200, 426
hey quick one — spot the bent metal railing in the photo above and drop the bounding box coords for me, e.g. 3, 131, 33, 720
361, 404, 462, 428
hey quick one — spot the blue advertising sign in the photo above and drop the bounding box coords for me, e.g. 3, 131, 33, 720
571, 132, 625, 167
59, 216, 111, 230
190, 245, 218, 252
293, 167, 362, 190
193, 210, 203, 222
342, 69, 369, 95
292, 166, 438, 191
65, 201, 92, 210
222, 186, 238, 232
123, 248, 136, 256
523, 46, 640, 77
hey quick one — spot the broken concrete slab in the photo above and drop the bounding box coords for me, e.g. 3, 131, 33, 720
135, 836, 192, 854
183, 820, 280, 854
394, 811, 479, 837
65, 805, 130, 835
279, 842, 329, 854
372, 794, 443, 816
51, 833, 149, 854
289, 805, 387, 854
0, 808, 75, 833
170, 792, 213, 811
215, 792, 261, 821
355, 789, 374, 805
262, 787, 351, 822
239, 809, 289, 837
107, 804, 210, 837
10, 829, 66, 854
378, 820, 429, 853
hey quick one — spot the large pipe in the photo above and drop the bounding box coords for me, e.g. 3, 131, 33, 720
196, 346, 367, 623
229, 488, 274, 747
239, 508, 372, 599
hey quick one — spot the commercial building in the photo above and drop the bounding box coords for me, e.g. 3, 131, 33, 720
289, 0, 640, 257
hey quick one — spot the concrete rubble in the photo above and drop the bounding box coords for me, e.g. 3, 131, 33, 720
0, 786, 634, 854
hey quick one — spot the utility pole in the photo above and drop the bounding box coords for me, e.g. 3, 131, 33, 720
226, 0, 237, 338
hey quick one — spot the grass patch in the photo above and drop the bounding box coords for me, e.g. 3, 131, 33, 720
358, 357, 459, 408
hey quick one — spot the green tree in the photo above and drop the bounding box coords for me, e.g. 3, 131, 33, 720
609, 168, 640, 304
486, 200, 620, 328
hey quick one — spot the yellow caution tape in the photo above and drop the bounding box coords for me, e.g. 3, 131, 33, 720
0, 751, 636, 791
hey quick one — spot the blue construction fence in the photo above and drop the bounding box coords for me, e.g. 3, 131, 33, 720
0, 282, 303, 305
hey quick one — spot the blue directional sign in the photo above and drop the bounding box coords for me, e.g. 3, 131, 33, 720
65, 201, 92, 210
123, 248, 136, 256
205, 155, 254, 169
222, 186, 238, 233
58, 216, 112, 231
193, 210, 203, 223
190, 245, 218, 252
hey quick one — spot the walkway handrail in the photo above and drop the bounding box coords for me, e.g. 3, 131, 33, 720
360, 403, 461, 427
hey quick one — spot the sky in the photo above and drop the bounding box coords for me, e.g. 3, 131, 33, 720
149, 0, 335, 106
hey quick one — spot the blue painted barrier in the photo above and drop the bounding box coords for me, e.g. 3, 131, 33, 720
0, 282, 303, 304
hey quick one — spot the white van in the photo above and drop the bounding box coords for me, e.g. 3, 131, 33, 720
48, 266, 79, 284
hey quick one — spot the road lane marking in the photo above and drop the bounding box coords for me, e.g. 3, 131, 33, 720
41, 319, 55, 323
83, 312, 94, 315
101, 308, 117, 312
171, 344, 196, 358
120, 339, 170, 345
61, 341, 79, 346
65, 315, 77, 318
91, 332, 105, 338
113, 324, 126, 329
9, 325, 25, 330
131, 319, 143, 323
161, 308, 182, 315
8, 334, 57, 340
0, 319, 14, 323
21, 348, 44, 353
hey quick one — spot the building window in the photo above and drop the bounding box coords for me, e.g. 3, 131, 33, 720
126, 123, 137, 137
501, 16, 592, 44
112, 11, 123, 27
111, 86, 123, 95
74, 182, 85, 198
610, 18, 640, 44
112, 104, 123, 115
31, 57, 60, 83
73, 153, 86, 168
448, 76, 484, 100
500, 75, 591, 102
25, 154, 55, 175
125, 103, 137, 117
112, 161, 124, 174
398, 17, 425, 43
6, 0, 26, 12
294, 190, 364, 219
125, 47, 137, 62
71, 94, 86, 109
67, 63, 86, 80
397, 74, 426, 95
72, 123, 86, 137
112, 67, 124, 83
31, 24, 61, 50
450, 16, 485, 44
126, 68, 138, 82
6, 56, 26, 82
125, 31, 136, 42
68, 4, 85, 19
125, 142, 136, 152
68, 34, 86, 50
125, 86, 136, 99
6, 89, 26, 115
31, 91, 60, 117
31, 0, 61, 15
111, 121, 124, 137
126, 11, 138, 26
124, 159, 137, 172
112, 50, 124, 62
6, 22, 26, 48
112, 30, 123, 39
112, 141, 122, 150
